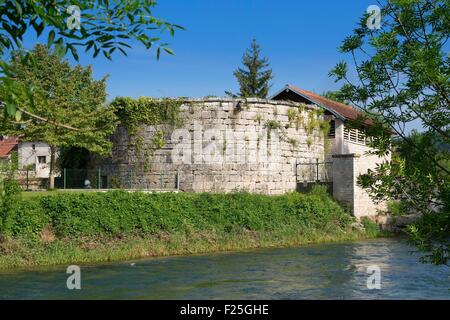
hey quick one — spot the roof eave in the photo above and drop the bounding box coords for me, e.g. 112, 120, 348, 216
271, 85, 346, 121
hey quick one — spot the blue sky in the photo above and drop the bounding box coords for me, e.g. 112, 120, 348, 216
24, 0, 377, 100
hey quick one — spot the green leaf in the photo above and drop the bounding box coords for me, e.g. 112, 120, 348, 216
12, 0, 23, 17
118, 47, 128, 56
69, 45, 79, 61
163, 47, 174, 55
93, 46, 100, 58
15, 110, 22, 122
103, 50, 111, 60
47, 30, 55, 48
6, 102, 16, 116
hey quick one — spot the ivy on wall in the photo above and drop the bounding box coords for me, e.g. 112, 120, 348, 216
111, 97, 184, 173
279, 104, 332, 155
112, 97, 184, 136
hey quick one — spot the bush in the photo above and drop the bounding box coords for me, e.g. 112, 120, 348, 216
3, 179, 21, 196
0, 179, 23, 237
361, 217, 381, 238
387, 200, 408, 216
7, 190, 355, 240
9, 199, 49, 241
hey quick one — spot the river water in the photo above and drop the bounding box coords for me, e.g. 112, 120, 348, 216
0, 238, 448, 299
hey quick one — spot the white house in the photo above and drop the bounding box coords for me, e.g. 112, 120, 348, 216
18, 141, 55, 178
0, 136, 55, 179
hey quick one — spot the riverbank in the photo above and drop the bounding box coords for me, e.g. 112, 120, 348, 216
0, 187, 388, 270
4, 238, 447, 300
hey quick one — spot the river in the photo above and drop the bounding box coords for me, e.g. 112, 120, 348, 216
0, 238, 448, 299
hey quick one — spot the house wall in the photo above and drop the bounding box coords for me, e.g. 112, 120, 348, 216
326, 118, 345, 161
327, 119, 374, 158
332, 153, 389, 218
18, 142, 53, 178
343, 140, 372, 155
327, 119, 390, 218
93, 98, 326, 194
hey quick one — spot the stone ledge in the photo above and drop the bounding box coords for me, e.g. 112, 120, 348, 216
145, 97, 318, 109
332, 153, 361, 158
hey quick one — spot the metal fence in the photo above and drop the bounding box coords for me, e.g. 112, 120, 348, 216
296, 160, 333, 183
56, 168, 180, 191
2, 167, 180, 191
0, 169, 49, 190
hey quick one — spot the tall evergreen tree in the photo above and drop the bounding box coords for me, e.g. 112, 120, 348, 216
226, 39, 273, 98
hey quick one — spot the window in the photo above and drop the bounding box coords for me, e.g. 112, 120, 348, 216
357, 131, 366, 144
327, 120, 336, 138
37, 156, 46, 164
344, 126, 368, 145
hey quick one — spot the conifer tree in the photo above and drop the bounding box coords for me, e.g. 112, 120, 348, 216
226, 39, 273, 98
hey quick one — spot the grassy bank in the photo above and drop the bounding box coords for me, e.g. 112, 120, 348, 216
0, 187, 385, 270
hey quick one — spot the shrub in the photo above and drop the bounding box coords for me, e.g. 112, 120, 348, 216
387, 200, 408, 216
361, 217, 381, 238
7, 190, 354, 240
9, 200, 49, 241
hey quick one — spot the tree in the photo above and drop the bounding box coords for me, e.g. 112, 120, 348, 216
0, 44, 117, 188
226, 39, 273, 98
0, 0, 183, 127
330, 0, 449, 264
321, 91, 350, 104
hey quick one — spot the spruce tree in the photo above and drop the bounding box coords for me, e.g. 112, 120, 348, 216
227, 39, 273, 98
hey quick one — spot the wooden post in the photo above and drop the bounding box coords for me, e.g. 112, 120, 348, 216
63, 168, 66, 189
316, 158, 319, 182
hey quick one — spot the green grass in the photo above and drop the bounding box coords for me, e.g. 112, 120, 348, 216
21, 190, 103, 199
0, 229, 380, 271
1, 188, 388, 270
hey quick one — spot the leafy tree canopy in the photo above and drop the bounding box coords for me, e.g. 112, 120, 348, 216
0, 0, 183, 125
330, 0, 449, 264
0, 44, 118, 187
321, 90, 351, 104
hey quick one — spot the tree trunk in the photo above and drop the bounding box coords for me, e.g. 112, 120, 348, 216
49, 146, 56, 190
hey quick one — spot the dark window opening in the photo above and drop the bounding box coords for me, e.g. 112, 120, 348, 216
328, 120, 336, 138
37, 156, 46, 164
101, 176, 108, 189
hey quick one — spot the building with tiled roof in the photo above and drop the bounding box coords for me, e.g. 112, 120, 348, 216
0, 136, 18, 159
0, 135, 52, 178
271, 84, 376, 157
271, 85, 391, 217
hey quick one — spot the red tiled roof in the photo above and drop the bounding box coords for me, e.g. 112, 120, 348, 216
284, 85, 372, 125
0, 137, 18, 158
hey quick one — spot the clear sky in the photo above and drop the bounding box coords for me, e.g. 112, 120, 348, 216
23, 0, 377, 100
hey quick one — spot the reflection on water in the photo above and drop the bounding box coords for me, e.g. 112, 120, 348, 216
0, 238, 448, 299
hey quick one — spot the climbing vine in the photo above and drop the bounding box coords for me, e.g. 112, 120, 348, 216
284, 105, 332, 154
264, 119, 282, 140
111, 97, 184, 173
113, 97, 183, 136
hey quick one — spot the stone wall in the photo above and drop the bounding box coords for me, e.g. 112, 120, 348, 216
94, 98, 326, 194
332, 153, 388, 218
16, 170, 48, 190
